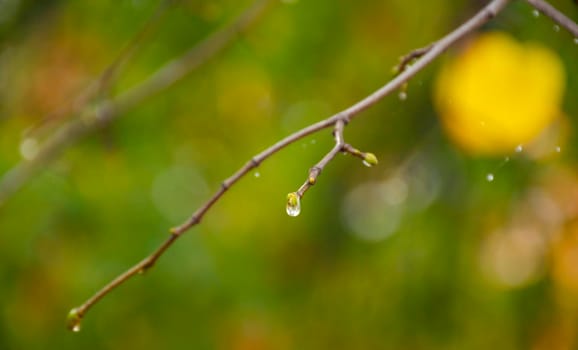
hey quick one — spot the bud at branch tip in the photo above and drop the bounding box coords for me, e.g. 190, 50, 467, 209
363, 152, 378, 167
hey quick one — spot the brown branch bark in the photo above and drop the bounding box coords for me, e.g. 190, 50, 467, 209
395, 44, 434, 75
295, 120, 346, 198
66, 0, 511, 331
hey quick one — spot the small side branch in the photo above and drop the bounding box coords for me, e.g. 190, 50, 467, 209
289, 118, 379, 204
526, 0, 578, 37
294, 119, 347, 198
395, 44, 433, 75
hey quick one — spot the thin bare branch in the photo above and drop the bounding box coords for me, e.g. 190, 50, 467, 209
295, 120, 346, 198
344, 0, 509, 119
526, 0, 578, 37
0, 0, 273, 206
293, 120, 380, 199
395, 44, 433, 75
341, 144, 377, 164
66, 0, 511, 331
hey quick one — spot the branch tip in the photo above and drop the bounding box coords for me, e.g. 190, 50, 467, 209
363, 152, 379, 167
66, 307, 83, 333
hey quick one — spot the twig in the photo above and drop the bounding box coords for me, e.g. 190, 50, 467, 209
392, 44, 434, 97
526, 0, 578, 37
0, 0, 273, 206
295, 120, 346, 198
285, 120, 377, 218
292, 122, 379, 199
66, 0, 511, 331
395, 44, 433, 75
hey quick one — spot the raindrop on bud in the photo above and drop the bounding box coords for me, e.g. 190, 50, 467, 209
286, 192, 301, 217
67, 308, 82, 333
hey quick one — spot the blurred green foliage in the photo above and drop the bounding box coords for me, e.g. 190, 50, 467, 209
0, 0, 577, 349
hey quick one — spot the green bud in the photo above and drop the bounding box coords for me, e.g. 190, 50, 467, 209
363, 152, 378, 167
287, 192, 299, 207
67, 307, 82, 332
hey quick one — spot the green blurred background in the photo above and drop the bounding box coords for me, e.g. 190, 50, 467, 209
0, 0, 577, 349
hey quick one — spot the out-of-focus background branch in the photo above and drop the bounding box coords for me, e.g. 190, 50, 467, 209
0, 0, 577, 349
0, 0, 271, 205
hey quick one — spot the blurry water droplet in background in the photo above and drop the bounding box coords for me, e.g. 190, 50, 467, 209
19, 138, 39, 161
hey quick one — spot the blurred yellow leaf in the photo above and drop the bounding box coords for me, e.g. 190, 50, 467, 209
434, 32, 565, 155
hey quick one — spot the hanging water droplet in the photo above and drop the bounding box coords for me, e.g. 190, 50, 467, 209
286, 192, 301, 217
486, 173, 494, 182
532, 9, 539, 17
574, 38, 578, 45
555, 146, 561, 153
398, 91, 407, 101
19, 137, 39, 160
515, 144, 523, 153
553, 25, 560, 32
254, 171, 260, 178
67, 307, 83, 333
310, 139, 317, 144
504, 156, 510, 162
